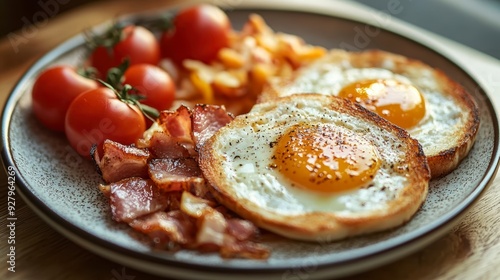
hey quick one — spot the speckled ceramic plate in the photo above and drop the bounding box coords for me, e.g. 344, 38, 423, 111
2, 1, 499, 279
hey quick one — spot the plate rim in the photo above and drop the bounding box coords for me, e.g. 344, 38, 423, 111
2, 0, 500, 278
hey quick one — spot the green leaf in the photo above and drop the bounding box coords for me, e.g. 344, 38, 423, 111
96, 79, 159, 123
84, 22, 126, 51
105, 58, 130, 89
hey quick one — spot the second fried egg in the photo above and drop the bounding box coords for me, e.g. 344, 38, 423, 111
261, 49, 479, 177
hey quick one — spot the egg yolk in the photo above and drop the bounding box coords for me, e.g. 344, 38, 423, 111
338, 79, 426, 129
272, 124, 380, 193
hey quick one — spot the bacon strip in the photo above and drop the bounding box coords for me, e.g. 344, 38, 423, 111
219, 239, 270, 259
109, 178, 168, 223
92, 140, 149, 183
158, 105, 193, 144
180, 192, 229, 247
180, 189, 215, 217
164, 191, 183, 212
97, 104, 269, 259
197, 210, 228, 246
148, 131, 191, 159
179, 192, 270, 259
226, 218, 259, 241
191, 105, 233, 151
148, 158, 205, 192
129, 210, 196, 247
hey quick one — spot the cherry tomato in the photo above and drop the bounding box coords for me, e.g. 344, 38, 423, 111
65, 87, 146, 158
89, 25, 160, 78
31, 66, 99, 132
122, 64, 175, 111
161, 4, 231, 65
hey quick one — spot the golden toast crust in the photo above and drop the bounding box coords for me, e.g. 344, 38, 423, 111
199, 94, 430, 241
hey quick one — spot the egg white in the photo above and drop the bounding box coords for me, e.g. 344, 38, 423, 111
270, 55, 468, 155
214, 97, 410, 216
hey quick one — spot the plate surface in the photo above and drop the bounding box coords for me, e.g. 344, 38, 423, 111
2, 1, 499, 279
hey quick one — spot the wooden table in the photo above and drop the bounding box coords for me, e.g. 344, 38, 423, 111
1, 0, 500, 279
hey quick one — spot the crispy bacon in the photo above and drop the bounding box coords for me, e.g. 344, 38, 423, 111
118, 191, 269, 258
109, 178, 168, 223
226, 218, 259, 241
219, 239, 270, 259
165, 191, 183, 212
179, 192, 270, 258
197, 210, 228, 246
96, 103, 269, 259
191, 104, 233, 151
138, 104, 232, 156
148, 131, 191, 159
148, 158, 205, 192
129, 210, 196, 247
152, 106, 197, 156
158, 105, 193, 144
137, 106, 197, 156
180, 188, 216, 215
92, 140, 150, 183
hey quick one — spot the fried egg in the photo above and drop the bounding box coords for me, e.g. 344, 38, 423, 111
199, 94, 430, 241
261, 50, 479, 178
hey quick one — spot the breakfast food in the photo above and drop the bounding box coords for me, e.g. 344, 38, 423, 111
165, 13, 326, 115
93, 104, 270, 259
31, 2, 481, 259
261, 50, 480, 177
199, 94, 430, 241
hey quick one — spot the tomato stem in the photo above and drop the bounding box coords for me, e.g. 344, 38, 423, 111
137, 103, 160, 121
84, 22, 125, 52
98, 80, 160, 123
105, 59, 129, 89
77, 66, 98, 80
96, 59, 160, 123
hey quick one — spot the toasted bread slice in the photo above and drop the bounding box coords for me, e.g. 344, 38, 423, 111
261, 49, 479, 178
199, 94, 430, 241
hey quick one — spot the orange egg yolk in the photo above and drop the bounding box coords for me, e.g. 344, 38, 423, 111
272, 124, 380, 193
338, 79, 426, 129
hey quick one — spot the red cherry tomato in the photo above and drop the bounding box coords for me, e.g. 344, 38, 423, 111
161, 4, 231, 65
65, 87, 146, 158
89, 25, 160, 78
31, 66, 99, 132
123, 64, 176, 111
